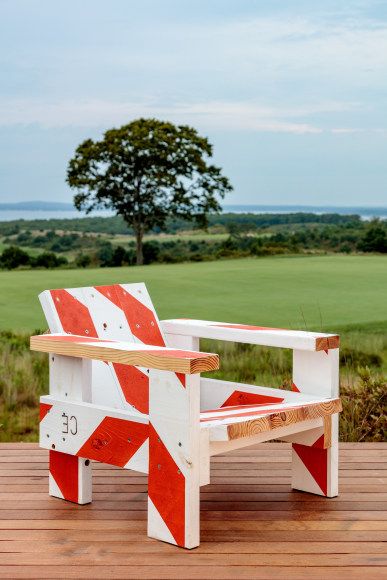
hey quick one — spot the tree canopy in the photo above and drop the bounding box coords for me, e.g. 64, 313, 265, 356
67, 118, 233, 264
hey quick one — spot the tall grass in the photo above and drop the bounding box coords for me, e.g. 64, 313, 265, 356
0, 331, 47, 441
0, 330, 385, 442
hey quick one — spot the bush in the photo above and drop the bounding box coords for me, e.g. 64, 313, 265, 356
358, 223, 387, 253
340, 368, 387, 442
0, 246, 30, 269
143, 241, 161, 264
340, 347, 382, 369
75, 253, 91, 268
32, 252, 68, 269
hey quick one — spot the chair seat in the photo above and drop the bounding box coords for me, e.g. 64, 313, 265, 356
200, 397, 342, 442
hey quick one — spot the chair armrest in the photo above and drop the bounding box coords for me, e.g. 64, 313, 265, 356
161, 319, 339, 352
30, 333, 219, 374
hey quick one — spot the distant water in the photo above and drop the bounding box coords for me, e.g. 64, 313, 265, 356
223, 205, 387, 219
0, 210, 114, 221
0, 205, 386, 222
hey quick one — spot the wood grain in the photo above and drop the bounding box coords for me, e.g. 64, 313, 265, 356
30, 334, 219, 374
227, 399, 342, 440
315, 335, 340, 351
0, 443, 386, 578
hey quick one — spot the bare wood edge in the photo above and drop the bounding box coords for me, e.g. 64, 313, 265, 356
323, 415, 332, 449
226, 398, 342, 441
315, 335, 340, 351
30, 335, 219, 375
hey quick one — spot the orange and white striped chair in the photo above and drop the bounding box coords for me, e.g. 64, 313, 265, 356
31, 283, 341, 549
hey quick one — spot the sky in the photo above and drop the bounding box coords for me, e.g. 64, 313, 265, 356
0, 0, 386, 207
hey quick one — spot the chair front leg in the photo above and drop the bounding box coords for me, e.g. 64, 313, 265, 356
148, 371, 201, 549
291, 349, 339, 497
49, 450, 92, 504
46, 354, 92, 504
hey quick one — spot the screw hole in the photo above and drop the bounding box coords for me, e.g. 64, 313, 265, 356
85, 460, 90, 466
46, 433, 50, 438
178, 442, 182, 447
65, 393, 68, 397
51, 444, 55, 449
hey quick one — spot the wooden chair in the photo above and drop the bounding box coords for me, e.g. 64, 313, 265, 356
31, 282, 341, 549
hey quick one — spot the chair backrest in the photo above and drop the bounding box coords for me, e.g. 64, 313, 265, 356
39, 283, 166, 414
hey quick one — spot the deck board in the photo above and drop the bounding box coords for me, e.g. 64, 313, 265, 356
0, 442, 386, 579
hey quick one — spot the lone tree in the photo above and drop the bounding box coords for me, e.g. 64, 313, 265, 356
67, 118, 233, 265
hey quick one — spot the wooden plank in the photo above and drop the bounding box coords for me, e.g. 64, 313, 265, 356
161, 319, 340, 351
0, 442, 386, 579
223, 399, 342, 440
0, 565, 386, 579
30, 333, 219, 374
39, 396, 149, 473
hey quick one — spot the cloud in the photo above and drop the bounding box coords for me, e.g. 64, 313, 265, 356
0, 98, 360, 133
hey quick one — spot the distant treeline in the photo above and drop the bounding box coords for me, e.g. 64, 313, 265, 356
1, 218, 386, 270
0, 212, 362, 236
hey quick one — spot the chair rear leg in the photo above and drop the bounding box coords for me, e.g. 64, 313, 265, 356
291, 415, 338, 497
49, 450, 92, 504
291, 348, 339, 498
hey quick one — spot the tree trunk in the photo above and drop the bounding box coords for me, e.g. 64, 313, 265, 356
135, 227, 144, 266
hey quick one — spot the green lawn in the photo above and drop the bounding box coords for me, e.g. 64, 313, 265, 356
0, 255, 386, 332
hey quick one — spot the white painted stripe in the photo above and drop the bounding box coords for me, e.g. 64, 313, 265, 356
147, 497, 176, 545
161, 319, 337, 351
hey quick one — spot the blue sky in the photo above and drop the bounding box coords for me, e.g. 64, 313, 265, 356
0, 0, 386, 206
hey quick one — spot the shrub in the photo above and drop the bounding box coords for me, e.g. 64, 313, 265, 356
340, 368, 387, 442
75, 253, 91, 268
0, 246, 30, 269
358, 223, 387, 253
33, 252, 68, 269
340, 347, 382, 368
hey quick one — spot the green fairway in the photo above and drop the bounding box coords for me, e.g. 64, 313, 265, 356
0, 255, 386, 332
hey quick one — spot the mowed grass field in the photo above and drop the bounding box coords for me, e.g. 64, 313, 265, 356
0, 254, 386, 333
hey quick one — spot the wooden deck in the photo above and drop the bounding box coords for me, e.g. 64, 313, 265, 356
0, 442, 386, 579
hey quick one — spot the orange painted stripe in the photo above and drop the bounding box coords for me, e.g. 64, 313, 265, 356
49, 450, 79, 503
77, 416, 149, 468
148, 424, 185, 546
39, 402, 52, 422
200, 404, 300, 423
221, 390, 284, 408
50, 289, 98, 338
293, 443, 328, 495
